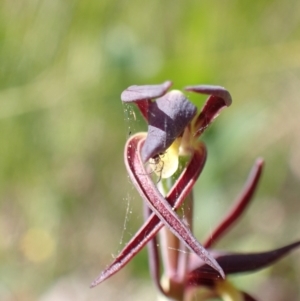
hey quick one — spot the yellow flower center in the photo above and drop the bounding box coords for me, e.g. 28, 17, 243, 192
215, 280, 244, 301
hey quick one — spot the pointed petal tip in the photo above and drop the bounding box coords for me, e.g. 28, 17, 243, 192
90, 268, 113, 288
216, 264, 225, 280
90, 277, 101, 288
205, 251, 226, 280
163, 80, 173, 88
256, 157, 264, 167
90, 261, 123, 288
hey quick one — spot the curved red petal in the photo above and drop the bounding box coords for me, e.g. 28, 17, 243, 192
90, 137, 215, 287
203, 158, 264, 248
187, 240, 300, 284
126, 134, 224, 278
121, 81, 172, 121
184, 85, 232, 137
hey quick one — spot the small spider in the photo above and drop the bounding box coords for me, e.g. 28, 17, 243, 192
148, 153, 165, 183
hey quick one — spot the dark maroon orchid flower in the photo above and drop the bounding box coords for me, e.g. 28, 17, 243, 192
92, 81, 300, 301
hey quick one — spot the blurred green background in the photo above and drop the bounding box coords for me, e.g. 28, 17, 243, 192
1, 1, 300, 300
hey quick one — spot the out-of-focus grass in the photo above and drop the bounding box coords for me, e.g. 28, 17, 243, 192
0, 1, 300, 300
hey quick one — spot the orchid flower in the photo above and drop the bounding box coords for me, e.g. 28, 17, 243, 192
91, 81, 300, 301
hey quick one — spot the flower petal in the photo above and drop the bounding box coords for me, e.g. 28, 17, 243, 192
185, 85, 232, 106
127, 134, 224, 277
187, 240, 300, 283
121, 81, 172, 103
141, 90, 197, 162
90, 136, 217, 287
184, 85, 232, 137
203, 158, 264, 248
217, 240, 300, 275
121, 81, 173, 121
